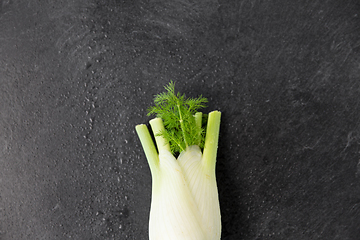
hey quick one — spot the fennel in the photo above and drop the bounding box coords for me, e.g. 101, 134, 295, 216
136, 82, 221, 240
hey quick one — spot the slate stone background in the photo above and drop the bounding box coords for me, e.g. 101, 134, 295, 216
1, 0, 360, 239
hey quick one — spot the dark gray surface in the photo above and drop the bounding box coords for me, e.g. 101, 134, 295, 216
1, 0, 360, 239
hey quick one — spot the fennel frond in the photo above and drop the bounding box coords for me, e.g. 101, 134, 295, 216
147, 81, 208, 154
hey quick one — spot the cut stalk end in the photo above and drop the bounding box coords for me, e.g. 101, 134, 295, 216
135, 124, 159, 172
202, 111, 221, 172
149, 118, 171, 153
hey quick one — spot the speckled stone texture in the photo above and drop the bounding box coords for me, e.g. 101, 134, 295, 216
1, 0, 360, 239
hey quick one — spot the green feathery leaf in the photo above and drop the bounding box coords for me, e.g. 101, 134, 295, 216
147, 81, 208, 154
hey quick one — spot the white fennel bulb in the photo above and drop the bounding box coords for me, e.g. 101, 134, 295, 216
135, 82, 221, 240
178, 145, 221, 240
149, 149, 207, 240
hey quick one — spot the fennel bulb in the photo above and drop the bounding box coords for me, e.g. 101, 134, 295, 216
136, 82, 221, 240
